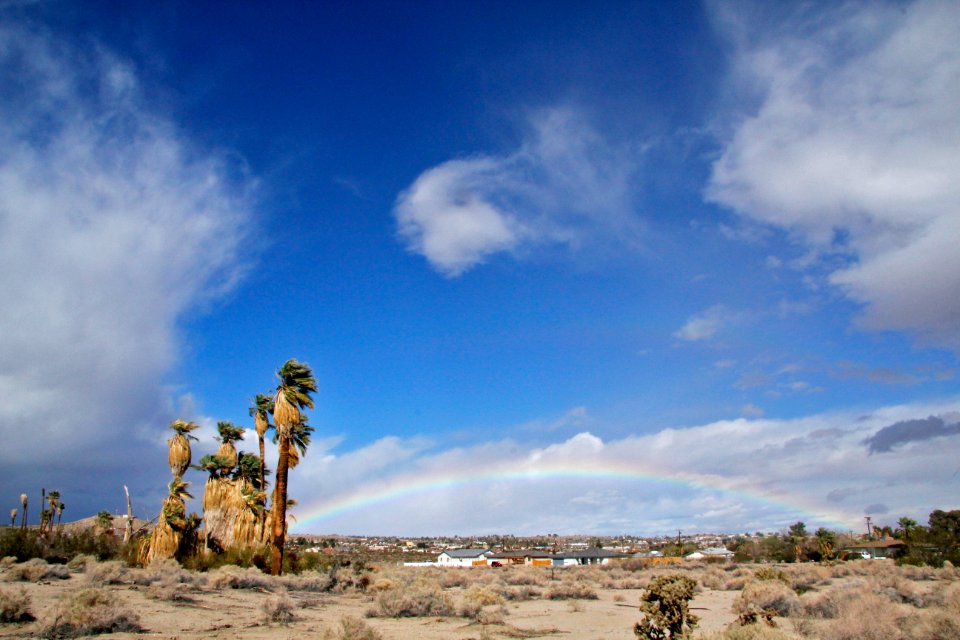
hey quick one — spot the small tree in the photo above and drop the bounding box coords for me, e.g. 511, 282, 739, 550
635, 574, 699, 639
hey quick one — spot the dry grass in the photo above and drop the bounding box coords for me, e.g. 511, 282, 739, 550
543, 581, 598, 600
0, 586, 33, 622
260, 591, 298, 624
322, 616, 384, 640
84, 559, 129, 585
38, 588, 141, 638
367, 584, 456, 617
3, 558, 70, 582
733, 580, 802, 618
207, 564, 278, 590
698, 626, 801, 639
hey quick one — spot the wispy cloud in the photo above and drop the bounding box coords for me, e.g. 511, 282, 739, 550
708, 1, 960, 350
674, 305, 729, 341
395, 108, 639, 277
0, 22, 254, 502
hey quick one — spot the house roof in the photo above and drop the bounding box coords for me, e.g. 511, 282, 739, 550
440, 548, 490, 558
489, 549, 552, 559
552, 548, 629, 559
845, 539, 905, 550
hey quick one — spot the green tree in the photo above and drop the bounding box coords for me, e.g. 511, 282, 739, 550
635, 574, 699, 639
788, 522, 808, 562
814, 527, 836, 560
270, 359, 317, 576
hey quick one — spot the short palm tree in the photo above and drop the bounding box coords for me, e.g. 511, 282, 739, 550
9, 508, 16, 527
215, 421, 245, 470
270, 359, 317, 575
168, 419, 200, 478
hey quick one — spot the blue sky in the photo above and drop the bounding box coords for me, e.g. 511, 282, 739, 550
1, 0, 958, 536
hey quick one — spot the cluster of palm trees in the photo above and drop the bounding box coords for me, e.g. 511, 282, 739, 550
7, 490, 65, 534
145, 359, 316, 576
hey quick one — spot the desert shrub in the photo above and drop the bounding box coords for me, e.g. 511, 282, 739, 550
323, 616, 383, 640
700, 569, 727, 590
368, 585, 455, 617
143, 558, 200, 586
0, 586, 33, 622
801, 589, 844, 619
503, 585, 542, 601
753, 567, 790, 585
4, 558, 70, 582
439, 570, 471, 588
634, 573, 699, 640
65, 554, 94, 572
734, 581, 802, 618
146, 575, 195, 602
876, 576, 926, 607
503, 569, 546, 586
464, 585, 504, 606
280, 571, 335, 593
38, 588, 141, 638
207, 564, 277, 590
544, 582, 598, 600
84, 559, 128, 585
260, 591, 297, 624
697, 626, 800, 639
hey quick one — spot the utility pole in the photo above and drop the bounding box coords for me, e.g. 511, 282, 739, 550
677, 530, 683, 556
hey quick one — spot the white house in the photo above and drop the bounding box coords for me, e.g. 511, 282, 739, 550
685, 547, 734, 561
436, 548, 492, 567
551, 549, 628, 566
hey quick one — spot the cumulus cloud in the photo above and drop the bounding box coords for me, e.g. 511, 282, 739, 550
395, 108, 638, 276
0, 22, 253, 508
286, 397, 960, 535
708, 1, 960, 349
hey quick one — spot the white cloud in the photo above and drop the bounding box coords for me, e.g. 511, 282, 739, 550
395, 108, 639, 276
0, 22, 253, 505
707, 1, 960, 349
286, 397, 960, 535
674, 305, 728, 341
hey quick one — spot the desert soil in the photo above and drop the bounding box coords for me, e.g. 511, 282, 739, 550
0, 575, 740, 639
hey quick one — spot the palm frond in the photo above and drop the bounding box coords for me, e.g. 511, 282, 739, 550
216, 421, 246, 444
170, 419, 201, 440
276, 359, 317, 409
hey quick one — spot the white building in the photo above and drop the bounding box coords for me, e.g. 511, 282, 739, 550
436, 548, 491, 567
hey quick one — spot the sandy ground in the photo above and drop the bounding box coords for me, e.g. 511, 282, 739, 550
0, 574, 740, 639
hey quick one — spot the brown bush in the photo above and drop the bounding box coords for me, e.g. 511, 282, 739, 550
0, 586, 33, 622
260, 591, 297, 624
38, 588, 141, 638
84, 559, 129, 585
734, 580, 802, 618
4, 558, 70, 582
323, 616, 383, 640
544, 582, 598, 600
368, 585, 456, 617
207, 564, 277, 590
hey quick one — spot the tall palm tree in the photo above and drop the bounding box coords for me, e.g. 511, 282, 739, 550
9, 508, 16, 527
270, 359, 317, 575
248, 393, 274, 496
19, 494, 27, 530
168, 419, 200, 478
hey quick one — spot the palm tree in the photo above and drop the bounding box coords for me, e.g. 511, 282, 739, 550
248, 393, 274, 496
270, 359, 317, 575
168, 419, 200, 478
215, 421, 245, 470
814, 527, 836, 560
9, 508, 16, 527
56, 502, 65, 530
19, 494, 27, 530
145, 478, 194, 564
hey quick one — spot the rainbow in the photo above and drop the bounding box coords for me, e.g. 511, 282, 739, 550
291, 458, 860, 532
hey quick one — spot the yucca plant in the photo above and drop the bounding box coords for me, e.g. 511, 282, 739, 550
167, 419, 200, 478
270, 359, 316, 575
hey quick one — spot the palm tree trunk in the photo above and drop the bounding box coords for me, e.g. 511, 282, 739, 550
258, 434, 267, 527
270, 435, 291, 575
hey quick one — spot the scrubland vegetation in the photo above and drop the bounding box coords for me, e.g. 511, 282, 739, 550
1, 539, 959, 639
